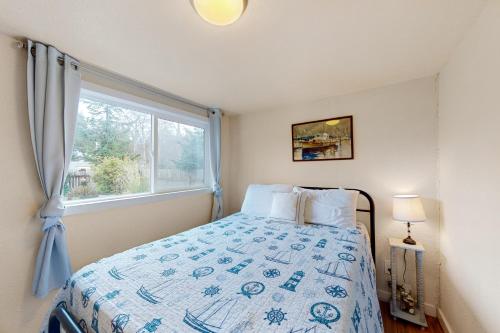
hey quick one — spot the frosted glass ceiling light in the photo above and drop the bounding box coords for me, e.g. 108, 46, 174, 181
192, 0, 247, 26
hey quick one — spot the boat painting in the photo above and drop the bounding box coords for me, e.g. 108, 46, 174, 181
292, 116, 353, 161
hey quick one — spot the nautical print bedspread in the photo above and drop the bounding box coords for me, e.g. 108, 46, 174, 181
44, 213, 383, 333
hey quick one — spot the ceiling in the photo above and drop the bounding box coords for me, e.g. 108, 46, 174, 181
0, 0, 485, 114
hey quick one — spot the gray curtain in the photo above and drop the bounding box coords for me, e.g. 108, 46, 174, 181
208, 108, 223, 221
27, 40, 81, 298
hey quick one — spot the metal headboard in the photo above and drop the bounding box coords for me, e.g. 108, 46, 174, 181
300, 187, 376, 264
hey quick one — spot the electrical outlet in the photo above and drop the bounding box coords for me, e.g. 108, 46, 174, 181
384, 259, 391, 275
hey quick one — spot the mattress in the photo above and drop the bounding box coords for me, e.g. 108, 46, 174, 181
44, 212, 383, 333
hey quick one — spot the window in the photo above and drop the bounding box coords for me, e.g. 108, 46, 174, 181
64, 83, 210, 208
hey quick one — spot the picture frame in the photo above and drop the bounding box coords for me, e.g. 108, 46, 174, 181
292, 115, 354, 161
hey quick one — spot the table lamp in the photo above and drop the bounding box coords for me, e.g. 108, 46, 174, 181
393, 195, 426, 245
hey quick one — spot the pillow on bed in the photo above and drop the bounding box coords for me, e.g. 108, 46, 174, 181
241, 184, 293, 217
294, 187, 359, 228
268, 192, 306, 224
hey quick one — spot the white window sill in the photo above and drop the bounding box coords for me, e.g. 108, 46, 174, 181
64, 188, 212, 216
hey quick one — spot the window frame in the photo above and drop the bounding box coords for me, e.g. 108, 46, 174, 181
64, 81, 212, 216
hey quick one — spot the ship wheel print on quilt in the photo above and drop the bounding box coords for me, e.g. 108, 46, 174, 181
325, 285, 348, 298
264, 308, 287, 326
263, 268, 281, 278
161, 268, 176, 278
202, 285, 221, 297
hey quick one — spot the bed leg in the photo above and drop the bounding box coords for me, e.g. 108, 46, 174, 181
48, 312, 61, 333
48, 306, 83, 333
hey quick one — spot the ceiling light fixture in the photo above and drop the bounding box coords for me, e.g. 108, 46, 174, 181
192, 0, 247, 26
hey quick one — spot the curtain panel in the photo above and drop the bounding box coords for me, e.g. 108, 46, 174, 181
208, 108, 223, 221
27, 40, 82, 298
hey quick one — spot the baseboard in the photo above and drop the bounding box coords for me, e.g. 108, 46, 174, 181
377, 289, 437, 317
437, 308, 453, 333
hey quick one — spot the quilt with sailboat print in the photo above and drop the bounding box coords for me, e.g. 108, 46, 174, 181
45, 212, 383, 333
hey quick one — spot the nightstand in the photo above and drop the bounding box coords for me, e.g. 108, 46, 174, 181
389, 237, 427, 328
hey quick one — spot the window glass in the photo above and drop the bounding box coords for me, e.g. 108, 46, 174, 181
65, 96, 152, 201
157, 118, 206, 191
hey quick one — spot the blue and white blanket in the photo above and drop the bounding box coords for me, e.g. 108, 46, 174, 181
45, 213, 383, 333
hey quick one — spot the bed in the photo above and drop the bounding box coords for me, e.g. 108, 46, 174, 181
45, 187, 382, 333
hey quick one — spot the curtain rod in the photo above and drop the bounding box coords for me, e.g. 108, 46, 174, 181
15, 40, 215, 114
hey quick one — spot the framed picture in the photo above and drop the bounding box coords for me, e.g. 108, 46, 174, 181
292, 115, 354, 161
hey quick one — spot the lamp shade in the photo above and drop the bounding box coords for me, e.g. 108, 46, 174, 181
393, 195, 426, 222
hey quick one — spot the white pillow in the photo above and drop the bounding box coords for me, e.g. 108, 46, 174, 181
268, 192, 306, 224
241, 184, 293, 217
294, 187, 359, 228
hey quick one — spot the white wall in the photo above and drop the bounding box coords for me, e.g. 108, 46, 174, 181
3, 2, 500, 329
0, 32, 230, 332
438, 2, 500, 332
227, 77, 440, 314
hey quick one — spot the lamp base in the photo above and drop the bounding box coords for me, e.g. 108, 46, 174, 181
403, 236, 416, 245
